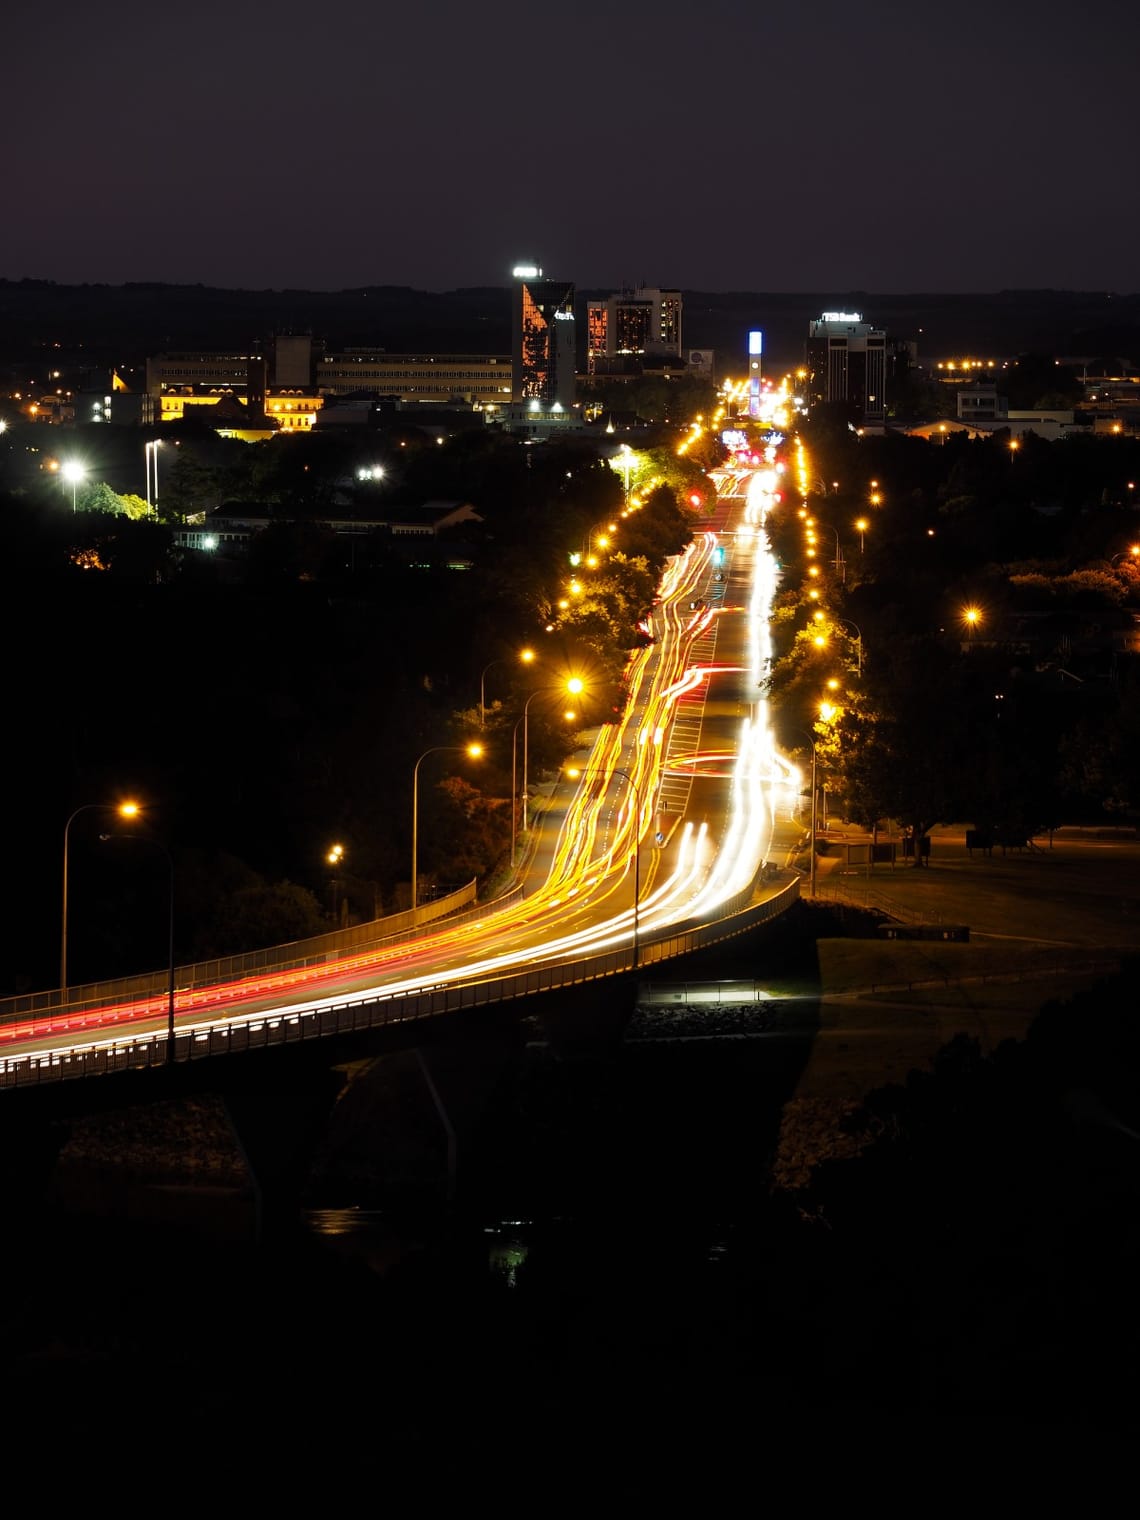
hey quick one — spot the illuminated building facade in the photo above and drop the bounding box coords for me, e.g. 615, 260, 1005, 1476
147, 338, 512, 426
317, 352, 511, 405
512, 265, 576, 407
586, 287, 682, 375
747, 329, 762, 418
805, 311, 887, 428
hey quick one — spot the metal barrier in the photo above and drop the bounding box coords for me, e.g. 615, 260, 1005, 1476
0, 876, 800, 1089
0, 878, 503, 1024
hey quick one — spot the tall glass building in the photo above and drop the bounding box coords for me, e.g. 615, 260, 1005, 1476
511, 265, 577, 407
805, 311, 886, 427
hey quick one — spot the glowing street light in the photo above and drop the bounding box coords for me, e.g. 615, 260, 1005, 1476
144, 440, 162, 514
618, 444, 634, 496
854, 517, 869, 552
480, 648, 536, 728
519, 677, 585, 835
327, 842, 346, 923
61, 804, 176, 1057
411, 743, 483, 916
61, 460, 86, 512
61, 800, 139, 996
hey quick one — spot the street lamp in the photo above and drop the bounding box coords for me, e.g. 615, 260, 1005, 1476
833, 616, 864, 675
412, 742, 483, 917
327, 842, 345, 923
565, 764, 644, 970
144, 440, 162, 514
510, 716, 523, 865
61, 460, 86, 512
480, 648, 535, 729
854, 517, 869, 553
522, 677, 584, 833
789, 733, 818, 898
61, 800, 140, 997
617, 444, 634, 496
826, 523, 844, 581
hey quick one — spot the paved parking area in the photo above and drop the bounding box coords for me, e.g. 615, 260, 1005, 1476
813, 823, 1140, 951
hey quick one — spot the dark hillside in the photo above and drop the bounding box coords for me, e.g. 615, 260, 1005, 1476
2, 280, 1137, 378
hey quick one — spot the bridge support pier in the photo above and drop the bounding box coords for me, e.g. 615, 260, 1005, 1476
415, 1048, 457, 1205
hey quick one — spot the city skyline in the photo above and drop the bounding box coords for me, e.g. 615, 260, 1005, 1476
7, 0, 1137, 296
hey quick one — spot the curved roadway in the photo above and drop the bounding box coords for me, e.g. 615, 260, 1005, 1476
2, 464, 812, 1069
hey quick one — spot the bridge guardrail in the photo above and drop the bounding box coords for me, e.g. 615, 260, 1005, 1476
0, 878, 522, 1025
0, 876, 800, 1089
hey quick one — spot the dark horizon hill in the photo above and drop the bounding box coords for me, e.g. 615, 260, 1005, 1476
1, 280, 1138, 380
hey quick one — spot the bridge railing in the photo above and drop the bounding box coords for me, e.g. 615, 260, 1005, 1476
0, 878, 525, 1024
0, 875, 799, 1089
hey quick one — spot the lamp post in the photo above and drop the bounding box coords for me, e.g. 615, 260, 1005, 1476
796, 736, 818, 898
480, 648, 535, 729
618, 444, 633, 497
854, 517, 869, 553
511, 717, 522, 864
520, 691, 541, 836
826, 524, 844, 582
327, 842, 345, 923
521, 677, 584, 833
61, 800, 140, 997
86, 818, 176, 1062
144, 440, 162, 514
834, 616, 864, 675
566, 764, 644, 970
61, 460, 86, 513
412, 743, 483, 918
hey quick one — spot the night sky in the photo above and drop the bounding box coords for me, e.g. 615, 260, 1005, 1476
8, 0, 1137, 294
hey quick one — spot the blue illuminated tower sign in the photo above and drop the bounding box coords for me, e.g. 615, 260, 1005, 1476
748, 329, 763, 418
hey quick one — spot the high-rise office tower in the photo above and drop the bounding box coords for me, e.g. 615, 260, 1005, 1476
805, 311, 887, 427
586, 287, 682, 374
512, 264, 577, 407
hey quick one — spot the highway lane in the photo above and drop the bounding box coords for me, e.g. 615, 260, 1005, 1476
1, 464, 812, 1066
